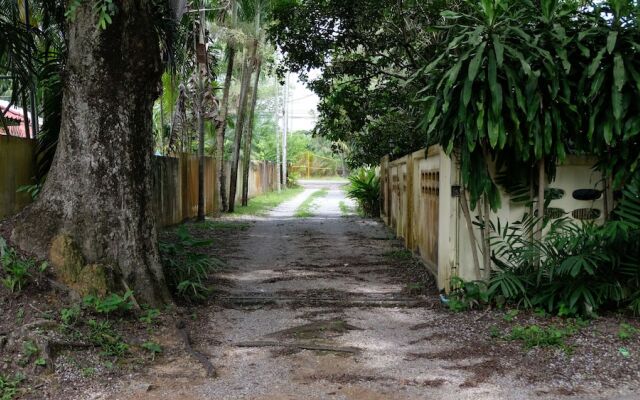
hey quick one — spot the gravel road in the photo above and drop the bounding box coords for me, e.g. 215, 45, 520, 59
103, 180, 639, 400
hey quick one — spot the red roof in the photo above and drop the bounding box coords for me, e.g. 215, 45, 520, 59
0, 100, 32, 138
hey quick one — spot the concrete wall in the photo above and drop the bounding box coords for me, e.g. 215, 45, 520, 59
0, 136, 36, 219
381, 147, 604, 291
1, 139, 279, 226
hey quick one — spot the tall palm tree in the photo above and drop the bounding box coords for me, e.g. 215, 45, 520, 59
228, 0, 268, 211
214, 0, 238, 212
240, 0, 268, 206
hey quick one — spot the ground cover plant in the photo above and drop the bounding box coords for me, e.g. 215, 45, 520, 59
295, 189, 328, 218
159, 225, 224, 301
0, 373, 22, 400
230, 188, 304, 216
0, 238, 47, 293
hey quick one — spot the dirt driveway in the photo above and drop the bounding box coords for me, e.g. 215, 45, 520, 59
104, 180, 638, 400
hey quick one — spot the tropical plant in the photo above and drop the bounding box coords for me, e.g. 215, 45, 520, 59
83, 291, 135, 315
159, 225, 224, 300
574, 0, 640, 188
346, 168, 380, 217
0, 238, 44, 293
87, 319, 129, 358
447, 276, 489, 312
487, 176, 640, 317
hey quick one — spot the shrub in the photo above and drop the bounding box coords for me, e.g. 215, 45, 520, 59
87, 319, 129, 358
159, 226, 224, 301
447, 276, 489, 312
0, 238, 46, 293
487, 176, 640, 317
83, 291, 134, 315
346, 168, 380, 217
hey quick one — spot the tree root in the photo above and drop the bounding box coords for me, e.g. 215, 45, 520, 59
235, 340, 360, 354
176, 319, 216, 378
39, 340, 94, 372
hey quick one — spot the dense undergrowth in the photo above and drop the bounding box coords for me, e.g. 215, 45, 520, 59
159, 224, 224, 301
448, 176, 640, 318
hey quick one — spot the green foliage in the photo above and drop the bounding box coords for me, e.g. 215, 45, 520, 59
294, 189, 328, 218
447, 276, 489, 312
346, 168, 380, 217
269, 0, 437, 167
23, 341, 38, 358
508, 324, 574, 350
83, 291, 134, 315
65, 0, 116, 30
618, 323, 639, 340
338, 201, 353, 216
139, 308, 160, 325
503, 309, 520, 322
0, 238, 45, 293
87, 319, 128, 358
272, 0, 640, 211
60, 305, 81, 327
487, 176, 640, 317
619, 347, 631, 357
230, 187, 304, 216
16, 184, 42, 200
0, 373, 23, 400
159, 226, 224, 301
141, 341, 162, 360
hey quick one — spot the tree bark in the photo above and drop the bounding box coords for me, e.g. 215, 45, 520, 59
241, 59, 262, 206
215, 45, 236, 212
228, 40, 256, 212
11, 1, 172, 306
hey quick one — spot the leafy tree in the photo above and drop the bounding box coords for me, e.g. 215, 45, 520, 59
269, 0, 450, 166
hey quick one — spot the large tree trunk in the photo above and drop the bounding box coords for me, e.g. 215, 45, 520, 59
215, 45, 236, 212
241, 59, 262, 206
228, 40, 256, 212
11, 1, 171, 306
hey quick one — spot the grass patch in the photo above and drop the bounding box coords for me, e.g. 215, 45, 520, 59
300, 176, 348, 182
295, 189, 329, 218
231, 188, 304, 216
338, 201, 354, 216
508, 324, 576, 351
0, 374, 23, 400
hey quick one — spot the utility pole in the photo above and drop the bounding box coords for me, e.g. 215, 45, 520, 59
282, 72, 289, 188
275, 78, 281, 192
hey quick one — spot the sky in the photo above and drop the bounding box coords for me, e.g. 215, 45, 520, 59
285, 71, 320, 132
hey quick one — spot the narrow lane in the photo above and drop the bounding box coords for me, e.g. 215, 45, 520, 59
113, 181, 637, 400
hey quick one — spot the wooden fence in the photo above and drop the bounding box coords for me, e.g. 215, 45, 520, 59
0, 138, 279, 226
381, 147, 605, 290
0, 136, 36, 220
